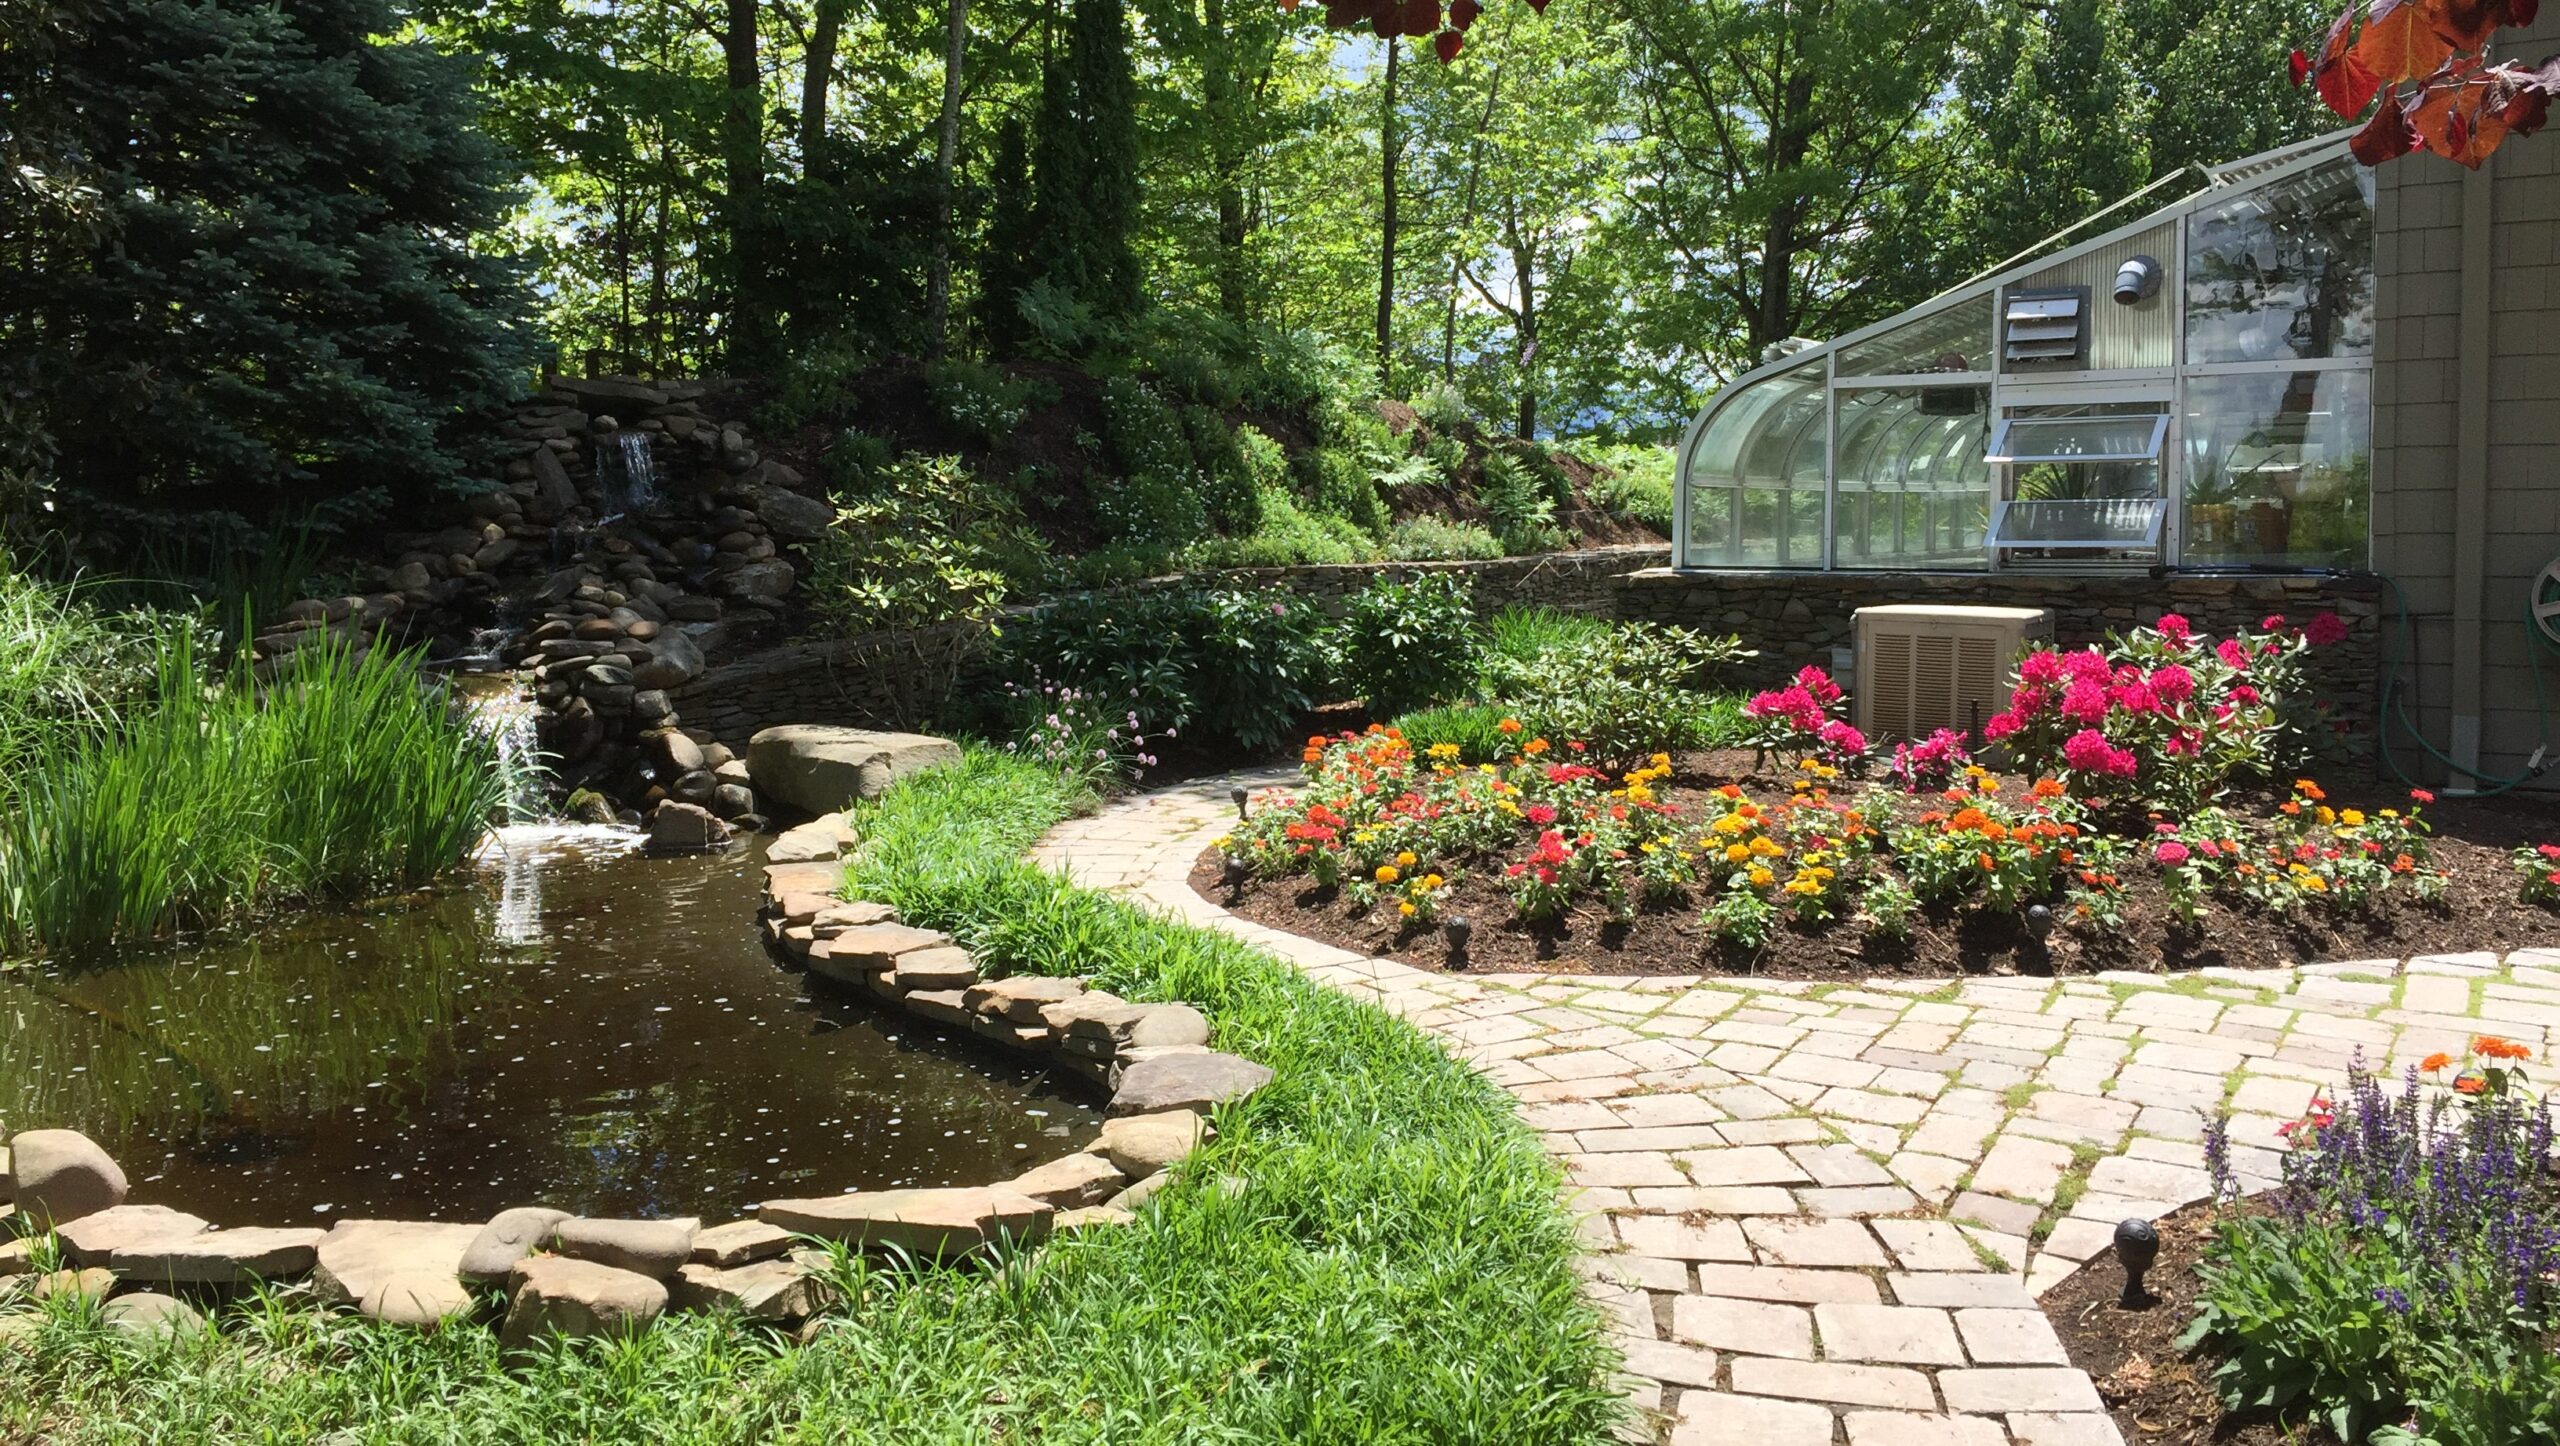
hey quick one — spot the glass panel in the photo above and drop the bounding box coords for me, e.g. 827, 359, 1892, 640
1991, 498, 2166, 546
2181, 370, 2371, 568
1830, 386, 1990, 570
1838, 300, 1993, 377
1682, 360, 1826, 567
1987, 414, 2166, 463
2185, 157, 2375, 363
2001, 401, 2166, 563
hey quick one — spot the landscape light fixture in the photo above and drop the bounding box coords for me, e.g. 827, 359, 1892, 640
1442, 915, 1472, 960
2114, 1217, 2161, 1308
1231, 785, 1250, 820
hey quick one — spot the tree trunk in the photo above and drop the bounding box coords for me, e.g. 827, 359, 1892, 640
1511, 230, 1537, 439
1204, 0, 1249, 326
1375, 35, 1400, 391
800, 0, 847, 165
926, 0, 970, 359
721, 0, 773, 365
1750, 70, 1819, 355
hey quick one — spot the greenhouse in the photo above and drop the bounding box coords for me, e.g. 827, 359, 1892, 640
1676, 132, 2375, 575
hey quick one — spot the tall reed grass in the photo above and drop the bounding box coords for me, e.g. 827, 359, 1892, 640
0, 631, 504, 956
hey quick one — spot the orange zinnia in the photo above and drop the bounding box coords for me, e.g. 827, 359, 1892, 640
2455, 1076, 2488, 1095
2420, 1052, 2453, 1073
2476, 1035, 2533, 1062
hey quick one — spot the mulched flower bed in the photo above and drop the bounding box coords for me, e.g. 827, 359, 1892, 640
2041, 1197, 2345, 1446
1192, 746, 2560, 980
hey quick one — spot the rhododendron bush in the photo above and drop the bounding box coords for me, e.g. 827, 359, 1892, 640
1981, 613, 2347, 810
1744, 665, 1869, 767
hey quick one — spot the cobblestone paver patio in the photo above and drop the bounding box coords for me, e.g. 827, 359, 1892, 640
1032, 770, 2560, 1446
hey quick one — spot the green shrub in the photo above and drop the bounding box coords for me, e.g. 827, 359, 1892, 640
926, 360, 1046, 448
1482, 605, 1614, 677
753, 337, 874, 431
1095, 378, 1209, 547
805, 454, 1045, 632
1182, 405, 1260, 535
0, 634, 503, 955
992, 586, 1333, 752
1480, 619, 1754, 760
1386, 516, 1503, 561
1186, 489, 1377, 569
1390, 703, 1512, 763
1293, 447, 1388, 538
1332, 574, 1483, 719
1234, 423, 1290, 492
1411, 382, 1474, 435
0, 566, 170, 785
1065, 540, 1179, 588
1584, 443, 1674, 534
822, 427, 898, 488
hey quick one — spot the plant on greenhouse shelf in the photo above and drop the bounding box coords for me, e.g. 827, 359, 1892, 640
2514, 843, 2560, 907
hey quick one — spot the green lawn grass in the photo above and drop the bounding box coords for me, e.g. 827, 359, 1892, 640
0, 747, 1623, 1444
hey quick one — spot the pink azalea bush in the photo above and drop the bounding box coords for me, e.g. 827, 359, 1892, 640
1982, 613, 2347, 809
1887, 727, 1973, 793
1746, 665, 1869, 768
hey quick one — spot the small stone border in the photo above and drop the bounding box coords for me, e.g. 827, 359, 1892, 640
0, 810, 1275, 1350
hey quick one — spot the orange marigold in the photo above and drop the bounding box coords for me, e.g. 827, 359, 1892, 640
2419, 1052, 2454, 1073
2032, 777, 2067, 799
1496, 718, 1524, 735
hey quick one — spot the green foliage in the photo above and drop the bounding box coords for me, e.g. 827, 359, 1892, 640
805, 455, 1049, 633
1479, 614, 1754, 760
1478, 452, 1569, 556
1482, 605, 1615, 673
1333, 575, 1484, 718
1185, 489, 1378, 568
992, 587, 1333, 753
975, 117, 1039, 357
1386, 516, 1505, 561
1583, 444, 1675, 535
1293, 447, 1390, 539
1093, 378, 1209, 547
1389, 703, 1513, 764
1, 0, 534, 551
0, 566, 171, 785
0, 633, 503, 956
1031, 0, 1143, 330
1182, 406, 1260, 534
927, 361, 1046, 448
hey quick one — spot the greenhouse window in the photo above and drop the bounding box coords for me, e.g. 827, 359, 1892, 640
1984, 413, 2167, 464
1987, 496, 2166, 549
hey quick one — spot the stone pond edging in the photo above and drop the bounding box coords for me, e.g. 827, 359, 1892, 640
0, 809, 1275, 1350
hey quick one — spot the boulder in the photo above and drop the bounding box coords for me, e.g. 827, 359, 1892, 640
112, 1227, 325, 1285
1037, 992, 1129, 1033
722, 559, 796, 600
362, 1270, 475, 1328
310, 1220, 480, 1311
557, 377, 670, 411
966, 975, 1085, 1024
1067, 1003, 1211, 1051
757, 1187, 1052, 1256
631, 626, 704, 690
810, 901, 898, 936
767, 813, 858, 864
745, 726, 960, 815
458, 1207, 573, 1286
757, 489, 835, 543
1105, 1173, 1171, 1214
550, 1217, 699, 1280
763, 860, 846, 898
9, 1129, 127, 1224
807, 923, 952, 981
102, 1292, 207, 1341
58, 1204, 209, 1267
502, 1256, 667, 1347
644, 800, 730, 854
690, 1220, 794, 1269
1053, 1206, 1136, 1235
669, 1255, 833, 1321
31, 1268, 115, 1304
1107, 1052, 1274, 1118
0, 1239, 31, 1277
887, 946, 979, 992
1004, 1152, 1127, 1209
1096, 1110, 1207, 1181
528, 447, 579, 515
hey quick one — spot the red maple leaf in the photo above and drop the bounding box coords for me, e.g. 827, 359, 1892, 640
1434, 29, 1463, 59
2406, 55, 2560, 166
2428, 0, 2541, 52
2350, 81, 2423, 162
2353, 1, 2458, 96
2308, 4, 2380, 116
1451, 0, 1481, 27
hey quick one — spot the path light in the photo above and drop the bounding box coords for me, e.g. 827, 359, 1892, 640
2114, 1217, 2160, 1308
1231, 785, 1250, 820
2024, 903, 2054, 943
1443, 915, 1472, 960
1220, 855, 1249, 890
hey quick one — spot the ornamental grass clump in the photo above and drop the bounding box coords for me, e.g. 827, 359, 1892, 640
2190, 1050, 2560, 1446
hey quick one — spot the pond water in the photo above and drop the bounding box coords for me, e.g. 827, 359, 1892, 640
0, 832, 1102, 1224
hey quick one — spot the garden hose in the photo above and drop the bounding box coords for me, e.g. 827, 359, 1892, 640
2370, 565, 2558, 797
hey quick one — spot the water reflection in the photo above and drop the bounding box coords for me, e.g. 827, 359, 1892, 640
0, 836, 1100, 1223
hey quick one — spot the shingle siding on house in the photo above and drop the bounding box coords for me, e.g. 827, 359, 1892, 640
2372, 12, 2560, 788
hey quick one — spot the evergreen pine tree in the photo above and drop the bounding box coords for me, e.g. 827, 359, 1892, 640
976, 117, 1039, 357
0, 0, 534, 548
1026, 0, 1141, 334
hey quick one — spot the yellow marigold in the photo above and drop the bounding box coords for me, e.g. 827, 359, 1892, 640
1747, 866, 1775, 889
2316, 805, 2337, 826
1422, 874, 1444, 889
1398, 901, 1417, 917
1749, 836, 1785, 858
1724, 844, 1751, 864
2340, 809, 2365, 827
2301, 875, 2329, 892
1376, 865, 1400, 884
1427, 743, 1460, 760
1396, 851, 1417, 869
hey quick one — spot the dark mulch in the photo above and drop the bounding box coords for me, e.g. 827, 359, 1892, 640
1190, 748, 2560, 979
2043, 1198, 2345, 1446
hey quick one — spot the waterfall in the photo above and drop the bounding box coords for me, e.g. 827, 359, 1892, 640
452, 676, 550, 825
601, 431, 658, 518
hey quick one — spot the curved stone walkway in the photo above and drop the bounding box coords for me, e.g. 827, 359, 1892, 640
1033, 770, 2560, 1446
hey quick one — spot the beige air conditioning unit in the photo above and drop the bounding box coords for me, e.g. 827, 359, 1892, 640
1853, 605, 2054, 742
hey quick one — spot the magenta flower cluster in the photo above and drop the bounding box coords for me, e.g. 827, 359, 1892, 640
1745, 665, 1869, 763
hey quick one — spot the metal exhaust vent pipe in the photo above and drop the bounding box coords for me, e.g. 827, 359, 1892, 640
2112, 254, 2163, 305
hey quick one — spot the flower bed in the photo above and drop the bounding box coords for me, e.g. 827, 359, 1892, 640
1203, 611, 2560, 977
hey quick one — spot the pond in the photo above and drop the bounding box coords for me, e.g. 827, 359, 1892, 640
0, 831, 1103, 1225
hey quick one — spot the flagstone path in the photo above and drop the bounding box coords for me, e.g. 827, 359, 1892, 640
1032, 769, 2560, 1446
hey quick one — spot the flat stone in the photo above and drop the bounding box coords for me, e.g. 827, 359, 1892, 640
757, 1187, 1053, 1255
1105, 1172, 1170, 1213
2008, 1412, 2130, 1446
1936, 1367, 2105, 1413
0, 1239, 31, 1277
1670, 1393, 1834, 1446
1053, 1205, 1136, 1233
1619, 1335, 1721, 1388
1953, 1307, 2071, 1365
1669, 1294, 1816, 1359
362, 1270, 475, 1328
669, 1256, 833, 1320
101, 1292, 206, 1340
58, 1205, 211, 1267
1005, 1152, 1127, 1208
459, 1207, 573, 1285
690, 1220, 795, 1268
810, 901, 897, 934
1038, 993, 1132, 1032
112, 1227, 325, 1284
8, 1129, 127, 1224
766, 815, 857, 864
310, 1220, 480, 1310
1743, 1218, 1890, 1269
1068, 1002, 1212, 1050
551, 1217, 699, 1279
966, 975, 1084, 1024
1730, 1356, 1936, 1411
1969, 1135, 2077, 1205
503, 1255, 667, 1346
1107, 1051, 1273, 1117
762, 861, 846, 899
32, 1268, 115, 1303
887, 946, 979, 991
809, 923, 952, 979
1096, 1110, 1204, 1180
745, 726, 961, 814
902, 988, 976, 1027
1812, 1303, 1965, 1365
1842, 1413, 2008, 1446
